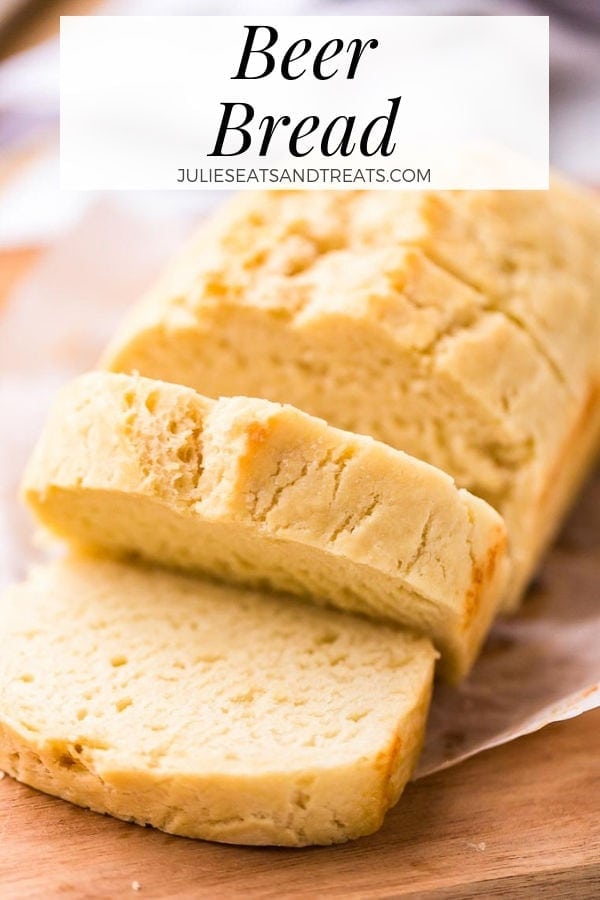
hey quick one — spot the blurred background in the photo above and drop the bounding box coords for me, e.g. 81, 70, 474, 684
0, 0, 599, 304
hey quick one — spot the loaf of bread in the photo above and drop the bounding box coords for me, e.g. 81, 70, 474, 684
0, 557, 437, 846
22, 372, 507, 681
103, 185, 600, 608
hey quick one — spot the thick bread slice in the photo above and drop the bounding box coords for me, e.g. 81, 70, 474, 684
0, 557, 437, 846
102, 185, 600, 608
22, 372, 507, 681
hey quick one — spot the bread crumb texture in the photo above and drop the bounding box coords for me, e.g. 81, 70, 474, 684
102, 185, 600, 607
23, 372, 507, 680
0, 557, 436, 846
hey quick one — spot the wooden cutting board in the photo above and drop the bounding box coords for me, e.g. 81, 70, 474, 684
0, 249, 599, 898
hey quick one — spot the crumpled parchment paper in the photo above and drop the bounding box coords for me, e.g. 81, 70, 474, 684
1, 201, 598, 779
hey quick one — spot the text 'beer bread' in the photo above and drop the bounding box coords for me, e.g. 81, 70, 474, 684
22, 372, 507, 681
0, 557, 436, 846
102, 185, 600, 607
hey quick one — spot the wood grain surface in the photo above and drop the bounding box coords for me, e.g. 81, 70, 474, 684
0, 246, 598, 899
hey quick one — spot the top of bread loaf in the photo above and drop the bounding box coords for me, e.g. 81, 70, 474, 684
0, 556, 436, 846
22, 372, 507, 681
105, 183, 600, 392
102, 185, 600, 606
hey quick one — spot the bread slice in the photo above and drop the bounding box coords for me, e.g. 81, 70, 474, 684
22, 372, 507, 681
0, 557, 437, 846
102, 184, 600, 608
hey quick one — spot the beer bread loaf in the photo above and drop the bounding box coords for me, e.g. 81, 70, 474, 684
103, 185, 600, 607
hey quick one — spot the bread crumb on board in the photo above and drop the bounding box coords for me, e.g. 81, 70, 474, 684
466, 841, 487, 852
131, 881, 141, 892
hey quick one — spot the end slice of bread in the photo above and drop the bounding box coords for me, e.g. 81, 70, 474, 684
0, 557, 437, 846
22, 372, 508, 681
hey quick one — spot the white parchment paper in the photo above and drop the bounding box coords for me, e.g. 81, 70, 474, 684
1, 202, 598, 779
